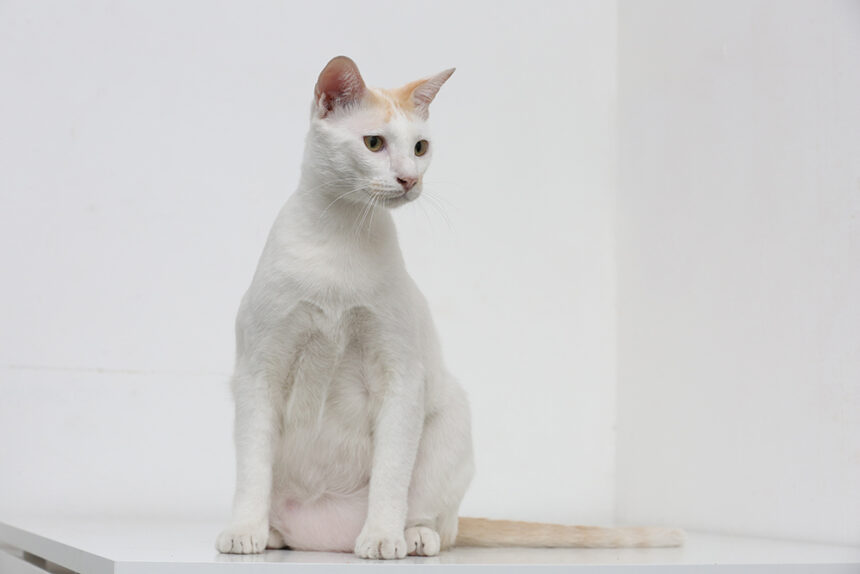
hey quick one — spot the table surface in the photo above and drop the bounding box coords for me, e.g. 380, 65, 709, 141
1, 516, 859, 573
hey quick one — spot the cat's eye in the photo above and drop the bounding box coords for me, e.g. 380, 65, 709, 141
414, 139, 429, 157
364, 135, 385, 152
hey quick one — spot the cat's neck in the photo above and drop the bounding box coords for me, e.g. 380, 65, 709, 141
291, 169, 399, 252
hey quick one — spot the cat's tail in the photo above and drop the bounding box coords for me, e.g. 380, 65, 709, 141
455, 517, 685, 548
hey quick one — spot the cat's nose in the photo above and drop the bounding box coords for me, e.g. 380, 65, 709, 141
396, 176, 417, 191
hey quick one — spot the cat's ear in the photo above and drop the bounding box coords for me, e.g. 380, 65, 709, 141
408, 68, 455, 120
314, 56, 366, 118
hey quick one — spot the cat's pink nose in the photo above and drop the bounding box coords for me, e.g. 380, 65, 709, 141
396, 176, 417, 191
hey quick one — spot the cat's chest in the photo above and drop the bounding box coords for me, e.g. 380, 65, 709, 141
282, 301, 386, 403
278, 302, 381, 464
290, 300, 377, 350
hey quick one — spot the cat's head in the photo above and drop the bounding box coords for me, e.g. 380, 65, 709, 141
305, 56, 454, 209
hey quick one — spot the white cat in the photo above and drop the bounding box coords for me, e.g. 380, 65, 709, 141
215, 56, 684, 560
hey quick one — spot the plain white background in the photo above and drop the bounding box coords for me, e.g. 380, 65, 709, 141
615, 0, 860, 546
1, 0, 858, 548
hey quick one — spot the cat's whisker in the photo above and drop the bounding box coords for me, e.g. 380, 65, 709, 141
367, 193, 379, 234
300, 178, 352, 196
421, 186, 455, 209
424, 187, 460, 218
300, 178, 365, 212
365, 195, 379, 237
353, 193, 375, 240
415, 195, 436, 233
317, 186, 365, 224
420, 190, 454, 232
352, 201, 366, 239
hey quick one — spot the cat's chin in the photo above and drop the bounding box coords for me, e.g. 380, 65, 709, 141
380, 195, 414, 209
364, 191, 419, 209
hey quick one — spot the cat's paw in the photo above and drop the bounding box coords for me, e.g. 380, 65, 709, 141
266, 527, 287, 549
354, 529, 408, 560
405, 526, 441, 556
215, 522, 269, 554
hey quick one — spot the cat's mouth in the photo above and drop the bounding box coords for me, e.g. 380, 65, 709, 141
370, 191, 407, 200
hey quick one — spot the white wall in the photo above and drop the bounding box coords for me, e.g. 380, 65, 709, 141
0, 1, 619, 525
615, 0, 860, 546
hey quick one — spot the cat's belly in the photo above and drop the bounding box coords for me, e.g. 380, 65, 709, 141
275, 400, 374, 501
269, 493, 367, 552
270, 307, 379, 549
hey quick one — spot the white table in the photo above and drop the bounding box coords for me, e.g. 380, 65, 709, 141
1, 516, 858, 573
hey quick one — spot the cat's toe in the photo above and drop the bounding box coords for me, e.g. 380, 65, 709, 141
405, 526, 441, 556
215, 522, 269, 554
354, 530, 408, 560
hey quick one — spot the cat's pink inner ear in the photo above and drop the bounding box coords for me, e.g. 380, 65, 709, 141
314, 56, 366, 117
410, 68, 455, 119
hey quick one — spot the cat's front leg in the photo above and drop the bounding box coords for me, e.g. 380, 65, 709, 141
216, 373, 278, 554
354, 368, 424, 560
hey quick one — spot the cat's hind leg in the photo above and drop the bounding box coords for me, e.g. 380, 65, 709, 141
266, 527, 287, 549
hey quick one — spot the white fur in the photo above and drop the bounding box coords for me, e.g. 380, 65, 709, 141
216, 59, 472, 560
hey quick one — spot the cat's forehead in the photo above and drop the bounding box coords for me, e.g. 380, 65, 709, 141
365, 84, 425, 123
336, 88, 428, 136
